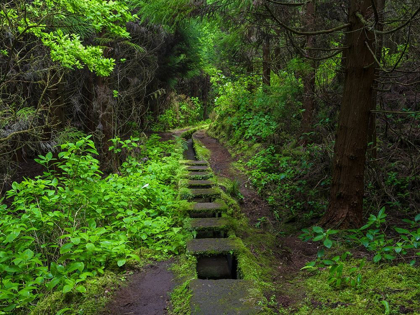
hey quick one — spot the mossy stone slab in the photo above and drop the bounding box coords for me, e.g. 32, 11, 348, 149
187, 238, 241, 255
190, 188, 220, 198
190, 218, 230, 230
187, 166, 211, 172
190, 279, 260, 315
186, 172, 213, 180
181, 160, 209, 166
186, 201, 228, 217
187, 180, 214, 187
191, 201, 227, 211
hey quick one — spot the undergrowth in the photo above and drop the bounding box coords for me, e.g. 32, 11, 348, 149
0, 135, 187, 313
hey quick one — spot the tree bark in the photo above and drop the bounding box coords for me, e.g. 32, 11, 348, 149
320, 0, 377, 229
300, 0, 316, 145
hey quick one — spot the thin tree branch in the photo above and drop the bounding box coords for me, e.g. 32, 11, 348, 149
265, 4, 350, 36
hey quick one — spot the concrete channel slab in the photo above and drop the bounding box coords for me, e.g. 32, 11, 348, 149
182, 160, 209, 166
187, 166, 211, 172
190, 279, 260, 315
190, 217, 230, 230
186, 201, 228, 218
187, 238, 241, 255
187, 180, 214, 187
190, 188, 220, 199
186, 172, 213, 179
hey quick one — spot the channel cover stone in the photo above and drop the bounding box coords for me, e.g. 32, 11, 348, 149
190, 188, 220, 198
186, 172, 213, 179
190, 217, 230, 230
182, 160, 209, 166
190, 279, 260, 315
187, 166, 211, 172
187, 238, 241, 255
187, 180, 214, 187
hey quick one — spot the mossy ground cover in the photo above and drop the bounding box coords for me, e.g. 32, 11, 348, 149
283, 261, 420, 315
195, 128, 420, 314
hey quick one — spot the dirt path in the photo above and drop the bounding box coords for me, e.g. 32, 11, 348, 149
193, 130, 274, 227
102, 261, 175, 315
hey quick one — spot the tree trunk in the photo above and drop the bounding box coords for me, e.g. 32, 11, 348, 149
320, 0, 376, 229
368, 0, 385, 160
300, 0, 316, 145
262, 36, 271, 88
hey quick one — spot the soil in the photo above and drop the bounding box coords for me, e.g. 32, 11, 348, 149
193, 130, 274, 227
102, 261, 176, 315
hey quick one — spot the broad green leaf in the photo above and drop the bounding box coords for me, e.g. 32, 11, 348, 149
63, 284, 73, 293
373, 254, 382, 263
323, 239, 333, 249
313, 226, 323, 233
5, 231, 20, 243
117, 259, 126, 267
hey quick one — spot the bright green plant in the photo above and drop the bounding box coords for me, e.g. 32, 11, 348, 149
0, 135, 186, 313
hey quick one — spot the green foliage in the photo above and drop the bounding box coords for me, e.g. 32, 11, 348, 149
0, 135, 186, 313
211, 69, 302, 146
2, 0, 133, 76
294, 261, 420, 315
154, 96, 203, 131
245, 144, 328, 218
300, 209, 420, 290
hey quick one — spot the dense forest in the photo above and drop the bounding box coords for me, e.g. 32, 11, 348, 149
1, 0, 419, 314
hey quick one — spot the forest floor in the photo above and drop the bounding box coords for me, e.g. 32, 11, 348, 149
192, 129, 319, 309
100, 128, 319, 314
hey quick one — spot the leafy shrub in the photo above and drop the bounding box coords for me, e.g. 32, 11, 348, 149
0, 135, 186, 312
153, 95, 202, 131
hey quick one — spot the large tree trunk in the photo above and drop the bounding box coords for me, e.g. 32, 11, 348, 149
300, 0, 316, 145
320, 0, 376, 229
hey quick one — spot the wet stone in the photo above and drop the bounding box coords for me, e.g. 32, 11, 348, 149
187, 172, 213, 179
187, 166, 211, 172
190, 218, 230, 230
182, 160, 209, 166
187, 238, 241, 255
190, 188, 220, 198
187, 180, 214, 187
190, 279, 260, 315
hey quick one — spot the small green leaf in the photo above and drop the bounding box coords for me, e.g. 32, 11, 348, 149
117, 259, 126, 267
76, 286, 87, 293
373, 254, 382, 263
5, 231, 20, 243
313, 226, 323, 233
323, 239, 333, 249
63, 284, 73, 293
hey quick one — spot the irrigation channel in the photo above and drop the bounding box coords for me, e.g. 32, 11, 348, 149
181, 137, 260, 315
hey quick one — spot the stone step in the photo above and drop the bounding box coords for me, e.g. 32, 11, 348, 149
187, 238, 241, 255
187, 180, 214, 188
189, 217, 230, 230
186, 201, 228, 218
187, 172, 213, 180
182, 160, 209, 166
186, 166, 211, 172
190, 279, 260, 315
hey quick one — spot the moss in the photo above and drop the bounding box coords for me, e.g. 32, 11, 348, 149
192, 136, 211, 161
286, 260, 420, 315
179, 187, 194, 200
179, 124, 210, 140
168, 255, 197, 315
